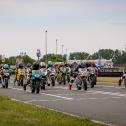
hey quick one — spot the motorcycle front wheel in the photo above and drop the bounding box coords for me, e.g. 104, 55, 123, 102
82, 78, 87, 91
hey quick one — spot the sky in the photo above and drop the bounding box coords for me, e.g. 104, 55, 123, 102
0, 0, 126, 59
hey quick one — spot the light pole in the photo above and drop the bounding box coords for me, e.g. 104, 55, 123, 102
56, 39, 58, 62
61, 44, 64, 58
45, 30, 48, 66
66, 48, 68, 63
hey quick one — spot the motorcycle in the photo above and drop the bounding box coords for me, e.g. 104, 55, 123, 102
61, 72, 66, 85
76, 68, 88, 91
66, 67, 71, 83
118, 75, 126, 87
41, 69, 47, 90
50, 69, 56, 86
2, 72, 10, 88
56, 71, 62, 85
87, 67, 97, 88
18, 69, 25, 86
0, 74, 2, 84
31, 70, 42, 94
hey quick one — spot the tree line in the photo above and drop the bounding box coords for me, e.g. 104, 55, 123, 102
69, 49, 126, 66
0, 49, 126, 66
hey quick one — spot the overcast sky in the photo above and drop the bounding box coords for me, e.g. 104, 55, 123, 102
0, 0, 126, 59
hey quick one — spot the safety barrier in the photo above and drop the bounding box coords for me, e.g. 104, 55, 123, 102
98, 72, 123, 77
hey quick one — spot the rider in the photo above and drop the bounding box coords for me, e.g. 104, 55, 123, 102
46, 61, 55, 86
59, 63, 67, 84
24, 62, 41, 91
26, 63, 32, 84
0, 64, 3, 83
65, 63, 71, 83
23, 63, 32, 90
40, 62, 47, 73
1, 64, 11, 83
119, 71, 126, 86
14, 63, 26, 86
75, 62, 86, 73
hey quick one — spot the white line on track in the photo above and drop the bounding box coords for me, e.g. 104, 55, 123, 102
55, 85, 125, 90
74, 97, 121, 101
87, 90, 126, 97
26, 99, 61, 103
54, 86, 77, 90
97, 85, 125, 89
40, 92, 73, 100
10, 87, 73, 100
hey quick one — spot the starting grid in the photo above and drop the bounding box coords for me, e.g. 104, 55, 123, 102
9, 84, 126, 103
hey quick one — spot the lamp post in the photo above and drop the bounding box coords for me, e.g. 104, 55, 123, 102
45, 30, 48, 66
61, 44, 64, 62
56, 39, 58, 62
66, 48, 68, 63
61, 44, 64, 58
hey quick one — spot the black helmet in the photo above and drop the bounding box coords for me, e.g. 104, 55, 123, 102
19, 63, 24, 69
33, 62, 40, 70
86, 62, 91, 67
79, 62, 86, 68
27, 63, 32, 68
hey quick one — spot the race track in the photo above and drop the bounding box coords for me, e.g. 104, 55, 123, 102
0, 79, 126, 126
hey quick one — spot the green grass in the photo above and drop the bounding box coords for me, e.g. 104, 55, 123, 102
97, 77, 120, 84
0, 96, 106, 126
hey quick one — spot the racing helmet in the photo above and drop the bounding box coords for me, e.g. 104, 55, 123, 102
32, 62, 40, 70
27, 63, 32, 68
18, 63, 24, 69
47, 61, 53, 68
79, 62, 86, 68
3, 64, 9, 69
40, 62, 46, 68
60, 62, 65, 67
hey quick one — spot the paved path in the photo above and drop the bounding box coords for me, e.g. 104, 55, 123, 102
0, 81, 126, 126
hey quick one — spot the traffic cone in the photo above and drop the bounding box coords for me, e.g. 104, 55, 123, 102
68, 83, 72, 91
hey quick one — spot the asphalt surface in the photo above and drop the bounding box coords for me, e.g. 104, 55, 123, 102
0, 79, 126, 126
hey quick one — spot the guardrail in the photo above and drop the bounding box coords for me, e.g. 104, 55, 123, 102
98, 72, 123, 77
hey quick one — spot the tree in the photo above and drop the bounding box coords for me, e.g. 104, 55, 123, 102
1, 55, 35, 65
40, 54, 66, 62
69, 52, 89, 60
112, 49, 122, 65
21, 55, 35, 65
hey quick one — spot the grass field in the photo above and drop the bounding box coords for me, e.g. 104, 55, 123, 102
0, 96, 106, 126
97, 77, 120, 84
